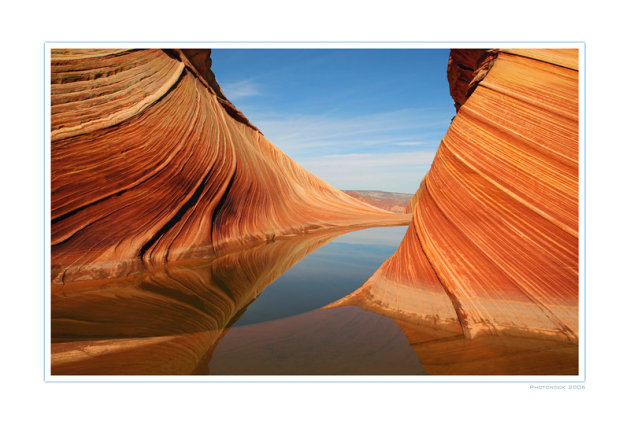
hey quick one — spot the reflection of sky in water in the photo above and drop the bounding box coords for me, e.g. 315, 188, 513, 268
234, 225, 408, 326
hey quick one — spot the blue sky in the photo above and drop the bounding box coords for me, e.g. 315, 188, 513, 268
211, 49, 454, 194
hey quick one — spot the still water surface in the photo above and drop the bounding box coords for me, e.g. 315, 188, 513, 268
51, 225, 428, 375
233, 225, 408, 326
51, 224, 578, 375
206, 225, 426, 375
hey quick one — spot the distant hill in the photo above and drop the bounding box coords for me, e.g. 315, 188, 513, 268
343, 190, 413, 214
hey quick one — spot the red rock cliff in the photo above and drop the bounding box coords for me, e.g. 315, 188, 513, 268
330, 49, 579, 370
51, 49, 408, 284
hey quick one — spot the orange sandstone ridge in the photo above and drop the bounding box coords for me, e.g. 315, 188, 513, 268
329, 49, 579, 373
51, 49, 409, 284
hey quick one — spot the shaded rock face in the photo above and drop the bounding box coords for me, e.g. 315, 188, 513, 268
330, 49, 579, 374
51, 49, 407, 284
447, 49, 494, 112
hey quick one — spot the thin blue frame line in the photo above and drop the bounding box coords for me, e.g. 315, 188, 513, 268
43, 42, 47, 383
45, 41, 586, 44
43, 41, 586, 384
583, 41, 587, 383
48, 379, 584, 384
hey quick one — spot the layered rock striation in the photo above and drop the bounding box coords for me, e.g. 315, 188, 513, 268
329, 49, 579, 373
51, 49, 408, 284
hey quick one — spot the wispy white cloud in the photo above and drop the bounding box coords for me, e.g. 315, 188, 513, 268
300, 151, 436, 169
297, 150, 436, 193
220, 80, 261, 100
393, 141, 428, 146
240, 108, 449, 193
251, 108, 449, 158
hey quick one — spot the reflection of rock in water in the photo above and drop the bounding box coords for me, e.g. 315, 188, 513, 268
209, 306, 426, 375
327, 49, 579, 375
51, 228, 358, 375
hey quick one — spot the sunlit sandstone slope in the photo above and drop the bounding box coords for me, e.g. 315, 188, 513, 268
51, 49, 408, 284
329, 49, 579, 370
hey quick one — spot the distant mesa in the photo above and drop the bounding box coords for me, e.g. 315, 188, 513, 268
329, 48, 579, 374
50, 49, 409, 284
343, 190, 413, 213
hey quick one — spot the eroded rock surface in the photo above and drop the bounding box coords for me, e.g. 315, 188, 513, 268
51, 49, 408, 284
329, 49, 579, 374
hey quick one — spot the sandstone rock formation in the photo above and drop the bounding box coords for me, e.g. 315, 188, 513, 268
329, 49, 579, 374
51, 49, 408, 284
